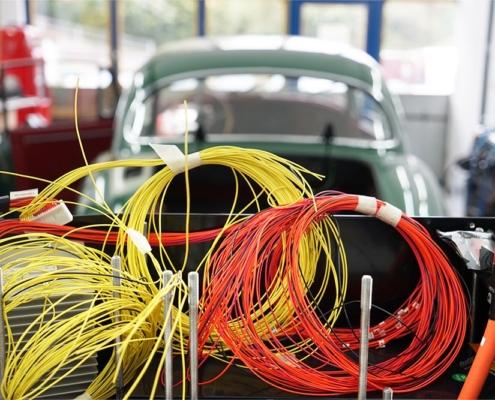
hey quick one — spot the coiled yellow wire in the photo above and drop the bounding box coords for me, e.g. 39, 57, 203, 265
0, 233, 185, 400
0, 96, 350, 399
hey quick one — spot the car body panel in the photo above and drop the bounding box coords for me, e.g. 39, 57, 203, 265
79, 35, 444, 216
79, 140, 444, 216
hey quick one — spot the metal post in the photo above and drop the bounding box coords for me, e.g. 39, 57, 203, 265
188, 272, 199, 400
382, 387, 393, 400
0, 65, 8, 137
198, 0, 206, 36
24, 0, 31, 25
480, 0, 495, 126
163, 270, 174, 400
112, 256, 124, 400
366, 1, 384, 61
0, 269, 5, 400
358, 275, 373, 400
109, 0, 119, 82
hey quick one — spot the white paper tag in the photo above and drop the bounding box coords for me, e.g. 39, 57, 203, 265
10, 189, 38, 200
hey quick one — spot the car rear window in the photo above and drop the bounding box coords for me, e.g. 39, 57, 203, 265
125, 73, 393, 143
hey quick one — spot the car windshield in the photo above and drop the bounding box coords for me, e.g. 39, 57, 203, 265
126, 73, 393, 142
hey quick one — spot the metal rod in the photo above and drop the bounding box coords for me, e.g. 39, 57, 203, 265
163, 270, 174, 400
0, 269, 4, 400
382, 387, 393, 400
112, 256, 124, 400
24, 0, 31, 25
109, 0, 119, 81
0, 65, 8, 137
188, 272, 199, 400
480, 0, 495, 125
358, 275, 373, 400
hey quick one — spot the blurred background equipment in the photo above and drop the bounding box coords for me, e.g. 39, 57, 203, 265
0, 25, 51, 131
2, 0, 495, 398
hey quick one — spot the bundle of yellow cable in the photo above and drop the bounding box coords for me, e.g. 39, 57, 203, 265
109, 142, 326, 355
16, 158, 165, 221
0, 233, 183, 400
16, 99, 325, 351
9, 95, 334, 397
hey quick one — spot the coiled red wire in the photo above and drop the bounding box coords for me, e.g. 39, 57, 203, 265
198, 192, 468, 395
0, 192, 468, 395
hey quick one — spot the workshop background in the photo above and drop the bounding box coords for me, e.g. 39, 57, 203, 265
2, 2, 495, 400
1, 0, 493, 217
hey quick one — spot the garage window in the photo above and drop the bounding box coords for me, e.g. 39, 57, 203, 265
381, 1, 458, 94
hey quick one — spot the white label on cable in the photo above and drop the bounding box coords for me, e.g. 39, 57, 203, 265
481, 336, 486, 347
149, 144, 202, 175
10, 189, 38, 200
355, 196, 377, 216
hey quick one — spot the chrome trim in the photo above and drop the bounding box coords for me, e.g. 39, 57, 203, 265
136, 133, 399, 150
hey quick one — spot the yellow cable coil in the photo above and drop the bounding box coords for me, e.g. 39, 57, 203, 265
0, 234, 183, 400
4, 134, 345, 398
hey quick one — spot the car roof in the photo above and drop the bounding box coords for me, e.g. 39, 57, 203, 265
137, 35, 382, 91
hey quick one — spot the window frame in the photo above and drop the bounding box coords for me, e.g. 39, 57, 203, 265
122, 68, 399, 148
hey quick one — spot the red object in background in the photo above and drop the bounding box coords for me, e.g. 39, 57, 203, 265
10, 118, 114, 210
1, 25, 52, 128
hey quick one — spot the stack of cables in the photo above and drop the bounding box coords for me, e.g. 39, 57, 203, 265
0, 135, 468, 397
0, 190, 469, 398
199, 192, 468, 396
0, 143, 323, 400
0, 232, 183, 400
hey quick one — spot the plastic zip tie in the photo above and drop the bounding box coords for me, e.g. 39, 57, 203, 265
149, 144, 202, 175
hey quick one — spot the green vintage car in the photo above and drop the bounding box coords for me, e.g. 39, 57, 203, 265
78, 35, 445, 216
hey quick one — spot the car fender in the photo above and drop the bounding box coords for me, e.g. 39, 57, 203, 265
371, 152, 444, 216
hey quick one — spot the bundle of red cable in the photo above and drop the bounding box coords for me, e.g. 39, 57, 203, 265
198, 192, 468, 396
0, 219, 231, 246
